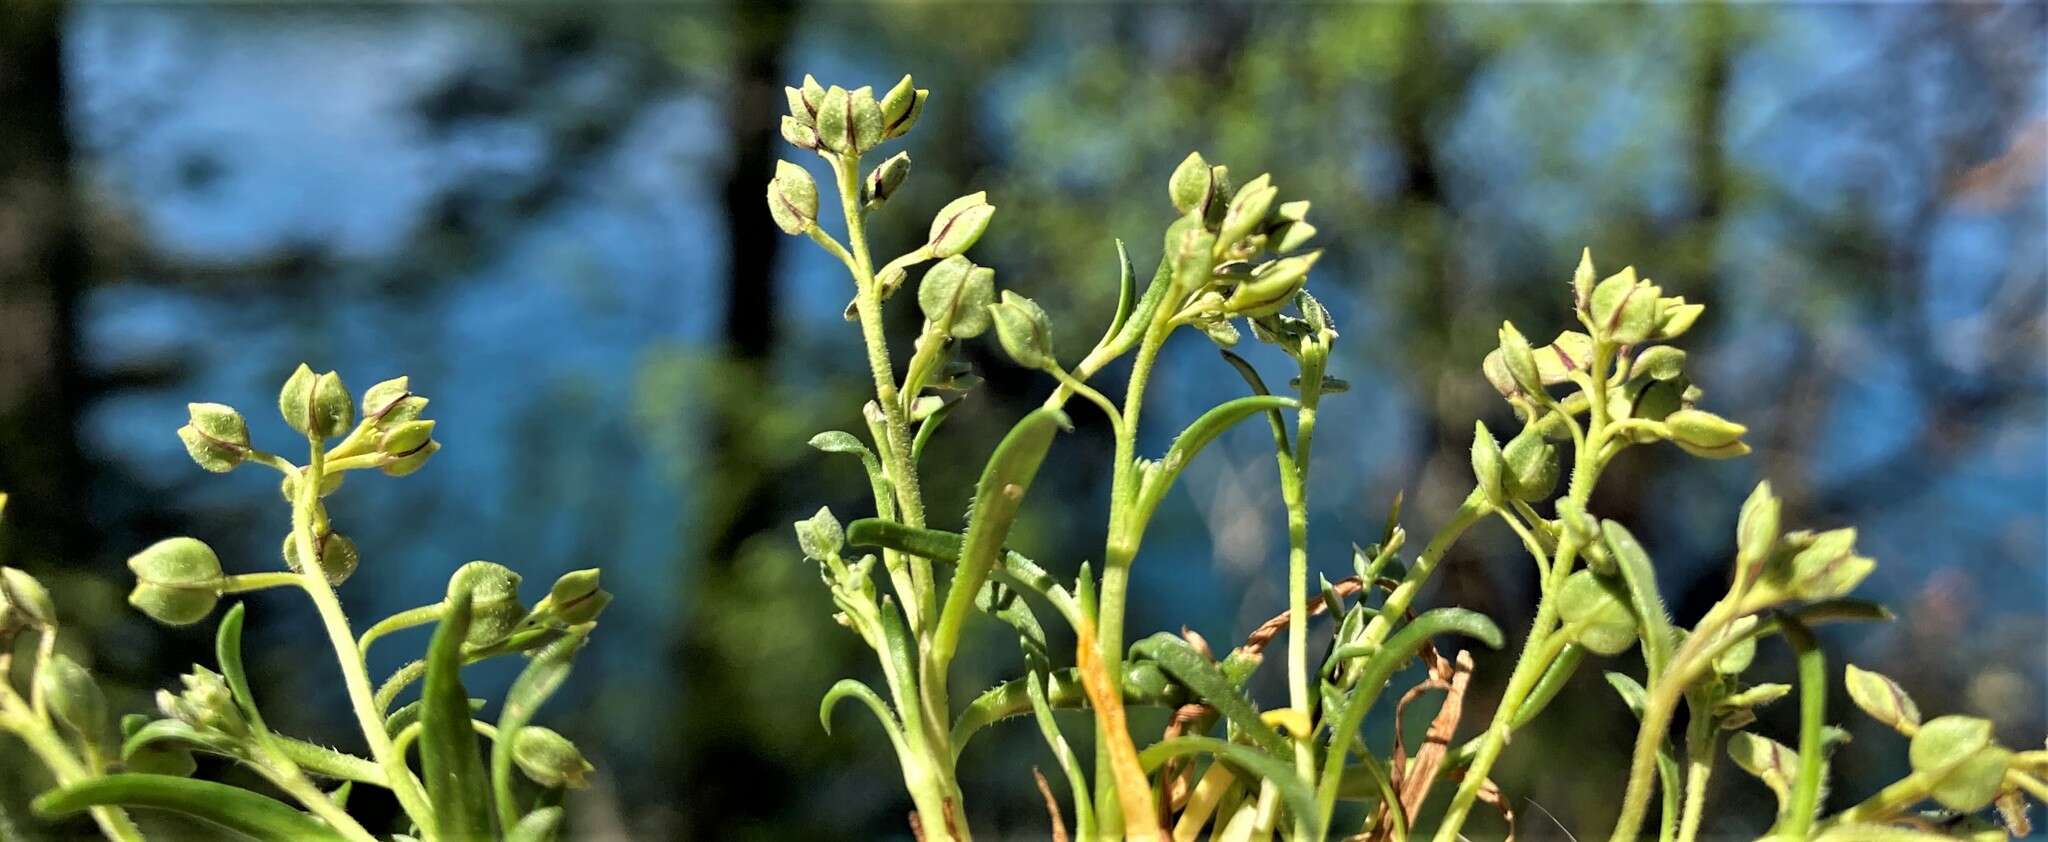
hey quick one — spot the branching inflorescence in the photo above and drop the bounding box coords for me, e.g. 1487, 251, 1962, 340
3, 368, 612, 841
774, 75, 2046, 841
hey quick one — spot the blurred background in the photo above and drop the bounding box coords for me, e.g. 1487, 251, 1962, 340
1, 2, 2042, 839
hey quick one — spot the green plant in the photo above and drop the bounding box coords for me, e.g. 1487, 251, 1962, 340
1, 368, 612, 841
774, 74, 2046, 841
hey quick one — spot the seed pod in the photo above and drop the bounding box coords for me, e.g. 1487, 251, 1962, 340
377, 419, 436, 459
178, 403, 250, 473
1557, 570, 1637, 656
767, 160, 819, 235
1216, 174, 1276, 250
533, 569, 610, 626
278, 365, 353, 440
380, 440, 439, 477
126, 537, 226, 627
989, 291, 1056, 371
361, 377, 412, 422
863, 152, 910, 210
1910, 715, 2008, 812
879, 75, 922, 139
1589, 268, 1660, 346
39, 653, 108, 743
917, 256, 996, 339
779, 115, 818, 150
797, 75, 825, 122
449, 561, 525, 647
848, 86, 884, 152
927, 192, 994, 258
815, 85, 852, 154
282, 529, 360, 586
0, 567, 57, 629
1470, 420, 1506, 506
513, 726, 593, 789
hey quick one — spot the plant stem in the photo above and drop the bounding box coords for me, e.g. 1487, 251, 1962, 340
1675, 721, 1719, 842
290, 451, 435, 829
1780, 619, 1827, 838
0, 696, 144, 842
1277, 347, 1325, 840
220, 572, 305, 593
1609, 600, 1738, 842
256, 748, 380, 842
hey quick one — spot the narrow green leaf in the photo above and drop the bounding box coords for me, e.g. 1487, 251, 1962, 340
33, 774, 345, 842
121, 719, 238, 762
1512, 643, 1585, 728
843, 520, 1078, 624
1132, 393, 1298, 528
421, 589, 493, 839
493, 631, 588, 830
1131, 633, 1288, 757
1094, 253, 1173, 366
1087, 239, 1138, 360
932, 407, 1068, 669
1606, 671, 1684, 839
1139, 736, 1317, 834
950, 662, 1186, 751
1601, 520, 1674, 679
819, 679, 908, 756
386, 697, 487, 736
214, 602, 273, 734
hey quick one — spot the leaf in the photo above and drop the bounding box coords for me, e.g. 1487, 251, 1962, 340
1093, 251, 1174, 366
1087, 239, 1137, 360
1727, 732, 1799, 808
1140, 736, 1318, 833
214, 603, 273, 734
493, 631, 588, 828
386, 697, 486, 736
422, 588, 493, 839
33, 774, 346, 842
1843, 663, 1921, 734
931, 407, 1068, 668
1600, 520, 1674, 679
819, 679, 908, 755
1132, 394, 1299, 528
842, 518, 1079, 623
1130, 633, 1288, 757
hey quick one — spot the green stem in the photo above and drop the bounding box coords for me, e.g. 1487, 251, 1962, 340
1826, 773, 1930, 826
1780, 619, 1826, 838
220, 572, 305, 594
290, 450, 435, 829
1608, 600, 1738, 842
255, 748, 380, 842
356, 603, 443, 658
1278, 348, 1325, 840
1675, 721, 1719, 842
1, 697, 145, 842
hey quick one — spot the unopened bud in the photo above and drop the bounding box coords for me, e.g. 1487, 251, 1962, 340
1502, 429, 1559, 502
927, 192, 994, 258
449, 561, 525, 647
1, 567, 56, 629
1589, 268, 1661, 346
282, 529, 359, 586
879, 75, 924, 139
1735, 481, 1781, 572
126, 537, 225, 626
1665, 409, 1746, 449
1216, 174, 1276, 249
1168, 152, 1214, 217
1572, 248, 1596, 312
1224, 250, 1320, 318
513, 726, 593, 789
533, 569, 610, 626
39, 653, 108, 744
178, 403, 250, 473
1497, 322, 1544, 397
1471, 420, 1506, 506
161, 666, 245, 738
863, 152, 910, 209
767, 160, 819, 235
988, 291, 1055, 371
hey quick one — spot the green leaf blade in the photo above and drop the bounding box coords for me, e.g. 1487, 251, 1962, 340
33, 774, 346, 842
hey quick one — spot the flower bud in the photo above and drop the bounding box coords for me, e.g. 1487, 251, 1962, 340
815, 85, 852, 154
279, 365, 353, 441
160, 666, 246, 738
282, 529, 359, 586
1497, 322, 1544, 397
177, 403, 250, 473
1216, 174, 1276, 249
1588, 268, 1661, 346
448, 561, 525, 647
1664, 409, 1746, 449
879, 75, 924, 139
1785, 527, 1872, 601
767, 160, 819, 235
988, 291, 1055, 371
1470, 420, 1506, 506
126, 537, 225, 627
1653, 298, 1705, 341
513, 726, 593, 789
1501, 429, 1559, 502
1572, 248, 1596, 312
1557, 570, 1637, 656
863, 152, 910, 210
1167, 152, 1215, 217
38, 653, 108, 743
927, 192, 994, 258
848, 85, 884, 153
1224, 250, 1320, 318
779, 115, 817, 150
1628, 346, 1687, 382
917, 256, 995, 339
1735, 481, 1780, 572
532, 569, 610, 626
1, 567, 57, 629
